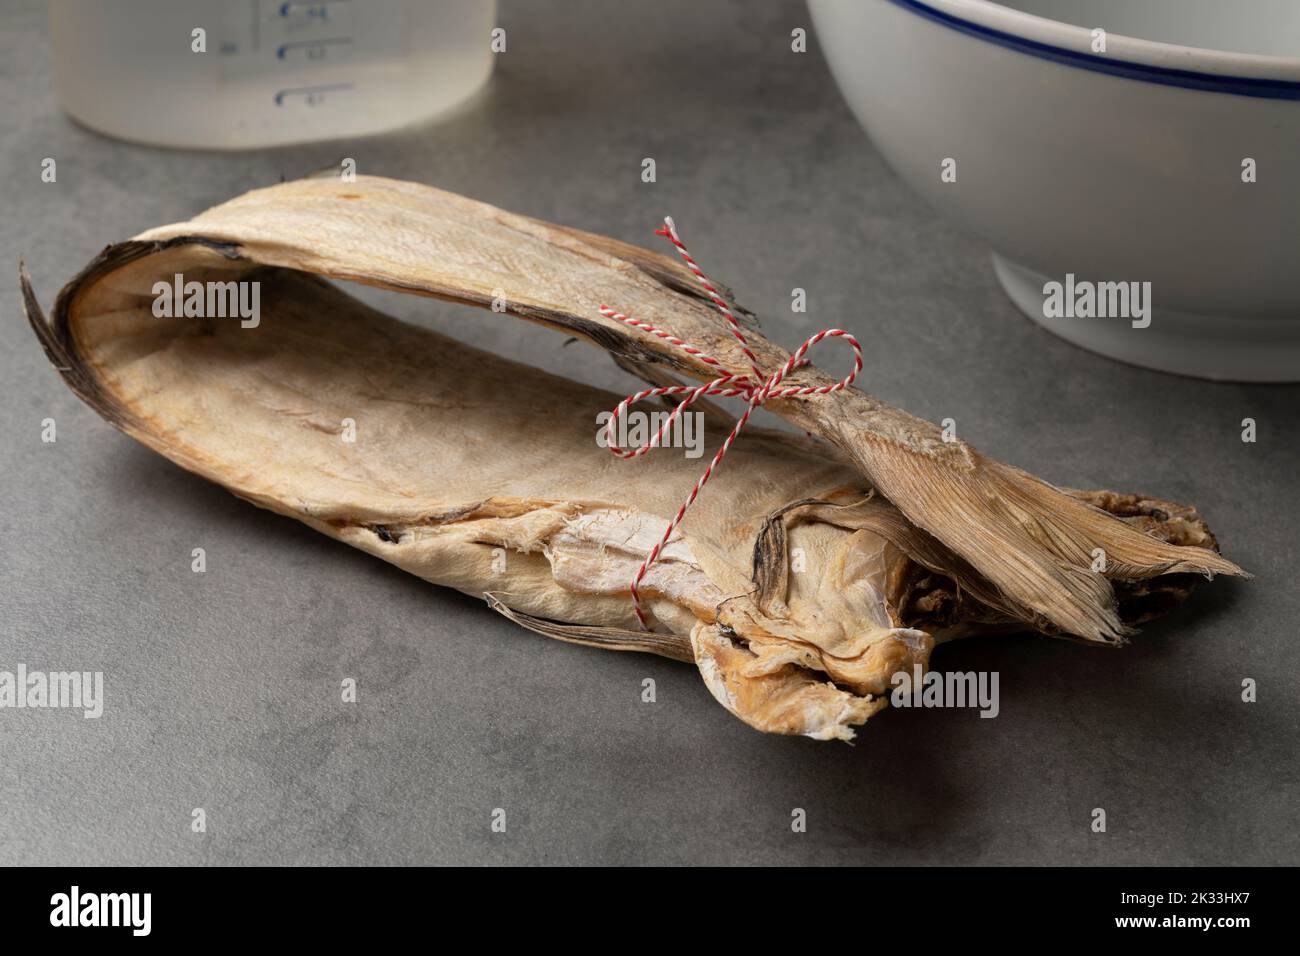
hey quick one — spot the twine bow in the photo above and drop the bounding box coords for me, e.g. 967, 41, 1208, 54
599, 218, 863, 630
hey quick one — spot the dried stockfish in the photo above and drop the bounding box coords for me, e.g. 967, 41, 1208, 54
20, 176, 1245, 739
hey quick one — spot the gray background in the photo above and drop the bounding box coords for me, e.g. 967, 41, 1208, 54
1, 0, 1296, 866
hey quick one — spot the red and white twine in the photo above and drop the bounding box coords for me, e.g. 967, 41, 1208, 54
599, 218, 863, 629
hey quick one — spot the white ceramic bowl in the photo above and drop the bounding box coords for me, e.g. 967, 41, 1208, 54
809, 0, 1300, 381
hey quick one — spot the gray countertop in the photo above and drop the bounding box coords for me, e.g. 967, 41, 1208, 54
1, 0, 1296, 866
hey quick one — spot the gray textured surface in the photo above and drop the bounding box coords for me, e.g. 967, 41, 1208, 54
1, 0, 1296, 866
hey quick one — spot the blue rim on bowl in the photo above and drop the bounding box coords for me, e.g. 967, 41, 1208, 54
890, 0, 1300, 99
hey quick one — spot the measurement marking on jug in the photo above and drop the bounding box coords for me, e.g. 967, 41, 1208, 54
280, 0, 353, 18
277, 37, 353, 60
274, 83, 353, 107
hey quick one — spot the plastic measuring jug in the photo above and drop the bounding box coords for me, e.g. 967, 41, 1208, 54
50, 0, 497, 149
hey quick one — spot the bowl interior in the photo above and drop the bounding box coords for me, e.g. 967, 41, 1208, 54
993, 0, 1300, 58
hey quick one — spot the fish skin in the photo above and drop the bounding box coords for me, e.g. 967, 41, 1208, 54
17, 176, 1246, 738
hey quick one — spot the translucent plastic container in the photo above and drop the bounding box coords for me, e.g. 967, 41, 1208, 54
50, 0, 497, 149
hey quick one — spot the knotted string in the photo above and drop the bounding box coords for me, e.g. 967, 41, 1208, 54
599, 218, 862, 630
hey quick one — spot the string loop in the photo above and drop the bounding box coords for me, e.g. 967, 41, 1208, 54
599, 219, 862, 629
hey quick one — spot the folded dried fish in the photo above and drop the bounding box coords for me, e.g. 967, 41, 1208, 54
21, 175, 1245, 739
